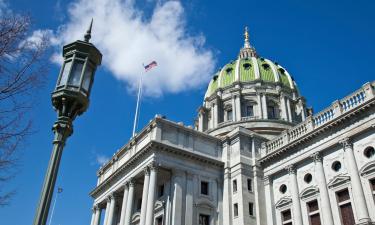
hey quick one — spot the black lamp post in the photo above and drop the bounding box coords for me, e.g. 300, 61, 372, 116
33, 20, 102, 225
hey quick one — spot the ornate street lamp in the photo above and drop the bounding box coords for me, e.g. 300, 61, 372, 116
33, 20, 102, 225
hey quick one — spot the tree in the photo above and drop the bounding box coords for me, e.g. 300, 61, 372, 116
0, 14, 49, 206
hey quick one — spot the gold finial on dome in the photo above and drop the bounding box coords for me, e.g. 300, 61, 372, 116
244, 26, 250, 48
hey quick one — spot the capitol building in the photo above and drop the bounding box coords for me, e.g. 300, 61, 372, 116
88, 29, 375, 225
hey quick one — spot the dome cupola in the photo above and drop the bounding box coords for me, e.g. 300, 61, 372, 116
197, 28, 307, 139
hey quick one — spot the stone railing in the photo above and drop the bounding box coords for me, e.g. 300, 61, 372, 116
261, 82, 375, 156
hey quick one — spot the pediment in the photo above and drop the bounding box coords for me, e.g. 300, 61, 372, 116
194, 199, 215, 209
275, 196, 292, 209
327, 174, 350, 189
300, 186, 319, 200
131, 212, 140, 222
360, 161, 375, 177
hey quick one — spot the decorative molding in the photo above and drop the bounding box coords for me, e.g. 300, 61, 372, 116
299, 186, 319, 201
311, 152, 322, 163
327, 174, 350, 189
275, 196, 292, 209
263, 175, 271, 185
360, 161, 375, 177
339, 137, 353, 150
285, 164, 296, 175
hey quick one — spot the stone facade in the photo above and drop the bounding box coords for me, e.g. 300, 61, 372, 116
89, 32, 375, 225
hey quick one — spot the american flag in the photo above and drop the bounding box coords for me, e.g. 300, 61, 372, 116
57, 187, 63, 193
144, 61, 157, 72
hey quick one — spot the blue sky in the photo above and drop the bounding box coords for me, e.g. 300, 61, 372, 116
1, 0, 375, 225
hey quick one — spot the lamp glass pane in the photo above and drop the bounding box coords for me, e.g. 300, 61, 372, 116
82, 65, 93, 91
68, 61, 84, 86
58, 61, 72, 86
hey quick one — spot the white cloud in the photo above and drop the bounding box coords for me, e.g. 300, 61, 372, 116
95, 154, 110, 166
47, 0, 215, 97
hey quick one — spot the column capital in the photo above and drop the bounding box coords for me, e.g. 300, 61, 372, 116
311, 152, 322, 163
339, 138, 353, 149
285, 164, 296, 175
148, 161, 159, 171
127, 177, 135, 187
106, 193, 114, 202
143, 166, 150, 175
263, 175, 272, 185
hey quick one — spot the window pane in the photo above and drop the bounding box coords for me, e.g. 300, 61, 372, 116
246, 105, 254, 117
310, 214, 321, 225
68, 61, 84, 86
234, 203, 238, 217
233, 180, 237, 192
249, 202, 253, 216
199, 214, 209, 225
307, 200, 319, 212
337, 189, 350, 203
201, 181, 209, 195
247, 179, 252, 191
340, 203, 355, 225
282, 209, 291, 221
227, 110, 233, 121
82, 65, 93, 91
370, 179, 375, 191
58, 61, 72, 86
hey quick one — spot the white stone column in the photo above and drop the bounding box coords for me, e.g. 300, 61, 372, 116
106, 194, 116, 225
257, 93, 263, 119
93, 206, 101, 225
145, 165, 158, 225
103, 197, 111, 225
231, 95, 236, 121
185, 173, 194, 225
280, 94, 288, 121
286, 98, 293, 122
140, 168, 150, 225
171, 169, 184, 225
213, 101, 219, 126
235, 94, 241, 121
262, 94, 268, 119
340, 138, 371, 223
90, 206, 96, 225
286, 165, 303, 225
311, 152, 334, 225
198, 111, 204, 132
222, 168, 232, 225
124, 179, 135, 225
264, 176, 275, 225
119, 183, 129, 225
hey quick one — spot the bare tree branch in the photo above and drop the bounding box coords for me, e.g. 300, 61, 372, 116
0, 13, 49, 206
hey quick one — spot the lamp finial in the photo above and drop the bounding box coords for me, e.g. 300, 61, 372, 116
84, 18, 93, 42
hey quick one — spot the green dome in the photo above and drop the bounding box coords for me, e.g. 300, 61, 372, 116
205, 28, 295, 98
205, 57, 295, 98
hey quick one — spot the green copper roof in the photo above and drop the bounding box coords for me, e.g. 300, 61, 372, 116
205, 57, 295, 98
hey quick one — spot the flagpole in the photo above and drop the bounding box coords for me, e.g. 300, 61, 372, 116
132, 70, 143, 137
47, 191, 59, 225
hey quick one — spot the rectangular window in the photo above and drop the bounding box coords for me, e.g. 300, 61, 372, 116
199, 214, 210, 225
281, 209, 292, 225
336, 189, 355, 225
233, 179, 237, 193
249, 202, 254, 216
137, 198, 142, 210
201, 181, 209, 195
268, 106, 276, 119
307, 200, 321, 225
234, 203, 238, 217
246, 105, 254, 117
156, 216, 163, 225
247, 179, 253, 192
227, 109, 233, 121
158, 184, 164, 197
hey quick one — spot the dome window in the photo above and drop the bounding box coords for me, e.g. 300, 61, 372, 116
364, 146, 375, 158
278, 68, 285, 74
262, 64, 270, 70
213, 75, 218, 81
226, 67, 233, 74
243, 63, 251, 70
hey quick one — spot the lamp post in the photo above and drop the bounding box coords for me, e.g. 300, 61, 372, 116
33, 20, 102, 225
